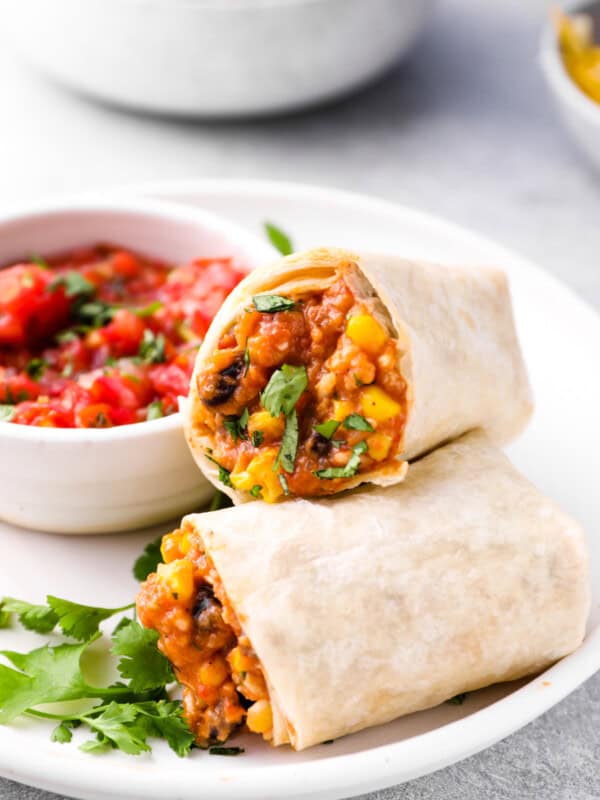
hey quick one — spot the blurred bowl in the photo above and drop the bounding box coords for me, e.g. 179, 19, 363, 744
4, 0, 435, 118
540, 2, 600, 170
0, 196, 274, 534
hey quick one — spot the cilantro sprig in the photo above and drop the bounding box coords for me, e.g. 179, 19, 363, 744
264, 222, 293, 256
252, 295, 295, 313
315, 440, 368, 480
260, 365, 307, 481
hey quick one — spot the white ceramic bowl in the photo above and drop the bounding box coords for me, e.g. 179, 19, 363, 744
540, 3, 600, 171
3, 0, 435, 117
0, 197, 275, 534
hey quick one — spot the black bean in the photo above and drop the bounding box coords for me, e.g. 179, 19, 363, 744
309, 432, 331, 457
200, 356, 244, 407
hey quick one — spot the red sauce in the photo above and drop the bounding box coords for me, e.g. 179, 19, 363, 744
0, 244, 245, 428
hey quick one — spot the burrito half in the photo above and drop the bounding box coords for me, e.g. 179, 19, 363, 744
184, 248, 533, 503
136, 431, 588, 750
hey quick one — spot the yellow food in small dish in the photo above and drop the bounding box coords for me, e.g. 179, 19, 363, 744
554, 7, 600, 104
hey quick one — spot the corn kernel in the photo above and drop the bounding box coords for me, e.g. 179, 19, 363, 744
230, 448, 284, 503
361, 386, 402, 422
333, 400, 354, 422
228, 646, 254, 674
246, 700, 273, 734
156, 559, 194, 603
346, 314, 388, 356
160, 531, 184, 563
199, 656, 229, 688
367, 433, 392, 461
179, 532, 192, 556
247, 410, 285, 443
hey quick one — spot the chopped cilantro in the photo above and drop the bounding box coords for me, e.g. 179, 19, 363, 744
139, 330, 166, 364
447, 693, 468, 705
205, 454, 233, 487
252, 295, 295, 313
0, 405, 15, 423
275, 409, 299, 474
209, 746, 245, 756
243, 342, 250, 376
261, 364, 307, 418
278, 474, 290, 495
250, 485, 263, 498
55, 329, 79, 344
25, 358, 47, 380
251, 430, 264, 447
264, 222, 293, 256
132, 301, 163, 318
343, 414, 374, 432
146, 400, 164, 421
48, 272, 95, 298
30, 254, 49, 269
314, 419, 340, 439
223, 408, 249, 442
208, 491, 232, 511
315, 440, 368, 480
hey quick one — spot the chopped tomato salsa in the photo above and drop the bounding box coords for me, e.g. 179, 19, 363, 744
0, 245, 245, 427
192, 274, 408, 501
137, 525, 272, 746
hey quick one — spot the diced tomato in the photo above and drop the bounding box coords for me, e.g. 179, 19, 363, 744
149, 363, 190, 398
0, 265, 71, 347
77, 403, 114, 428
99, 309, 145, 357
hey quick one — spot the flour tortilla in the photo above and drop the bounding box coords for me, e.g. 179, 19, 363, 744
183, 431, 589, 749
184, 248, 533, 503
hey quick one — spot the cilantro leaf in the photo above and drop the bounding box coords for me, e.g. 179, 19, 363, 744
275, 409, 299, 474
223, 408, 249, 442
252, 295, 295, 313
48, 272, 95, 298
0, 406, 15, 423
135, 700, 194, 757
264, 222, 293, 256
1, 597, 58, 634
111, 620, 174, 692
314, 420, 340, 440
146, 400, 164, 421
0, 609, 10, 629
250, 485, 262, 498
251, 430, 264, 447
132, 301, 163, 318
261, 365, 307, 418
47, 596, 134, 641
139, 330, 166, 364
243, 342, 250, 376
205, 454, 233, 487
25, 358, 47, 380
74, 300, 115, 328
447, 693, 468, 705
315, 440, 368, 480
84, 702, 151, 755
133, 537, 163, 582
278, 474, 289, 496
79, 735, 112, 753
343, 413, 374, 432
30, 254, 50, 269
51, 720, 76, 744
0, 637, 103, 723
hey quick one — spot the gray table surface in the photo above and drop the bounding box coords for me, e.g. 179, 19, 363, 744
1, 0, 599, 798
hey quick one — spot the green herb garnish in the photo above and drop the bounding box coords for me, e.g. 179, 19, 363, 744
0, 405, 15, 423
48, 272, 95, 298
243, 342, 250, 376
25, 358, 47, 381
261, 364, 307, 418
314, 419, 340, 440
250, 485, 262, 498
264, 222, 293, 256
55, 330, 79, 344
146, 400, 164, 421
343, 414, 374, 432
315, 440, 368, 480
209, 491, 233, 511
132, 537, 163, 582
139, 330, 166, 364
74, 300, 115, 328
30, 254, 49, 269
223, 408, 249, 442
278, 474, 290, 495
251, 430, 264, 447
209, 746, 245, 756
252, 295, 296, 313
132, 301, 163, 318
275, 410, 299, 474
205, 455, 233, 487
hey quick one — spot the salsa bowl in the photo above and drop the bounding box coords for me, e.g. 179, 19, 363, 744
0, 197, 274, 534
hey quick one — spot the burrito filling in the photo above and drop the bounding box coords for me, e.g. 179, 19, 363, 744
193, 273, 407, 501
136, 526, 273, 746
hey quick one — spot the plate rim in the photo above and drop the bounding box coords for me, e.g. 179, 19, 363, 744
1, 177, 599, 800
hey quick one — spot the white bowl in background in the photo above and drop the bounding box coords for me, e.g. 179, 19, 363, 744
0, 197, 275, 534
3, 0, 435, 118
540, 2, 600, 171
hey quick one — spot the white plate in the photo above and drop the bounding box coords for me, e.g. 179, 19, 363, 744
1, 180, 599, 800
